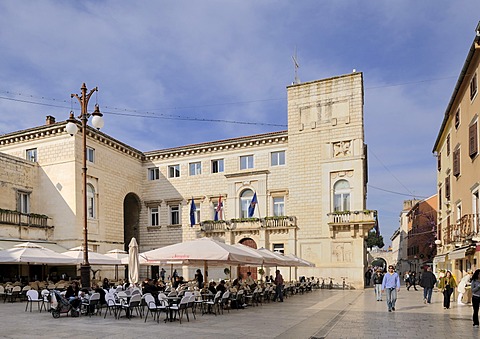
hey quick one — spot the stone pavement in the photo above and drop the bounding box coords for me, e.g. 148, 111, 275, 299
0, 287, 476, 339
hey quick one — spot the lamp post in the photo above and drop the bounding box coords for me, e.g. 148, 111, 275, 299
65, 83, 104, 288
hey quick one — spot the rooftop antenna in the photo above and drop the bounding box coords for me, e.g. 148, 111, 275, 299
292, 47, 300, 84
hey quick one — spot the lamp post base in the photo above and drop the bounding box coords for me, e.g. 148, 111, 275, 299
80, 264, 91, 288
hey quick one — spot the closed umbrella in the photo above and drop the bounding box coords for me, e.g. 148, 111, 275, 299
128, 238, 140, 285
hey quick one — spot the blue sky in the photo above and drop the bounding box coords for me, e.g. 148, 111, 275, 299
0, 1, 479, 244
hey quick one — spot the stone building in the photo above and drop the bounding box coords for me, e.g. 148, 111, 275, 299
0, 72, 376, 288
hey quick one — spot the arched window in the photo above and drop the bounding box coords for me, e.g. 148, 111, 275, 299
240, 189, 254, 218
333, 180, 350, 212
87, 184, 96, 219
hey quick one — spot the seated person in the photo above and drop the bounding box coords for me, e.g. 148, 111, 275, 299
216, 280, 227, 295
208, 281, 217, 295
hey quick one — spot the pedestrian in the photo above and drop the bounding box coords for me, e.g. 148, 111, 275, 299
407, 271, 418, 291
419, 266, 437, 304
404, 271, 410, 289
470, 269, 480, 328
160, 268, 166, 282
195, 269, 204, 289
381, 265, 401, 312
438, 270, 457, 309
273, 270, 284, 302
365, 268, 372, 287
457, 270, 473, 304
373, 269, 384, 301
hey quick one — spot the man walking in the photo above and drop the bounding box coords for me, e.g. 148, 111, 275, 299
382, 265, 401, 312
273, 270, 284, 302
407, 271, 418, 291
420, 266, 437, 304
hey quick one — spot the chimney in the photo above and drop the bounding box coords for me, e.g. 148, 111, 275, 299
46, 115, 56, 125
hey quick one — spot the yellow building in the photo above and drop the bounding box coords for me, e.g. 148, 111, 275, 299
433, 22, 480, 278
0, 72, 375, 288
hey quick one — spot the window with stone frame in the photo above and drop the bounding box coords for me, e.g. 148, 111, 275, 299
445, 176, 450, 201
168, 164, 180, 178
149, 207, 159, 226
453, 147, 460, 177
148, 167, 160, 180
446, 134, 450, 156
26, 148, 37, 162
17, 191, 30, 214
273, 196, 285, 216
469, 121, 478, 158
455, 109, 460, 129
470, 72, 478, 100
170, 205, 180, 225
189, 162, 202, 176
240, 155, 254, 170
211, 159, 224, 173
437, 152, 441, 171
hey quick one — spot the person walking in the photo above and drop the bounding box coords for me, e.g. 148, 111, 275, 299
273, 270, 284, 302
419, 266, 437, 304
407, 271, 418, 291
364, 268, 372, 287
438, 270, 457, 309
457, 270, 473, 304
471, 269, 480, 328
382, 265, 401, 312
160, 268, 166, 282
195, 269, 204, 289
373, 269, 384, 301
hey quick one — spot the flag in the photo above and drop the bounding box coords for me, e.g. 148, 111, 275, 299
190, 197, 196, 227
214, 196, 223, 221
248, 192, 257, 218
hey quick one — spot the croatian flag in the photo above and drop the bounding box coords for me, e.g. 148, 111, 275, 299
248, 192, 257, 218
214, 196, 223, 221
190, 197, 196, 227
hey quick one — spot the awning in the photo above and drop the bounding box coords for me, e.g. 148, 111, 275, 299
0, 239, 68, 253
449, 246, 470, 260
433, 254, 446, 263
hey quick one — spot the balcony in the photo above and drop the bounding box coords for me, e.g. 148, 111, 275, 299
0, 209, 53, 240
200, 216, 297, 234
327, 210, 377, 238
450, 214, 480, 244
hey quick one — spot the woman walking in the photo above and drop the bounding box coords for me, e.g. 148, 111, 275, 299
471, 269, 480, 328
438, 270, 457, 309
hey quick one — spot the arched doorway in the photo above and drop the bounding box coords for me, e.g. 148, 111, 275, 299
124, 193, 141, 249
239, 238, 257, 280
371, 257, 387, 272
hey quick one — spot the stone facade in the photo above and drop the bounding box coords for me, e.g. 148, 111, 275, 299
0, 72, 375, 288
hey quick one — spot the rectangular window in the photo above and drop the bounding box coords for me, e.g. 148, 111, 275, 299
170, 205, 180, 225
17, 191, 30, 214
437, 152, 441, 171
446, 135, 450, 156
438, 188, 442, 209
87, 147, 95, 163
150, 207, 159, 226
189, 162, 201, 176
148, 167, 160, 180
273, 197, 285, 216
271, 151, 286, 166
455, 109, 460, 129
453, 148, 460, 177
240, 155, 254, 170
445, 176, 450, 201
211, 159, 224, 173
273, 243, 284, 254
26, 148, 37, 162
195, 203, 201, 224
471, 72, 478, 100
469, 121, 478, 158
168, 165, 180, 178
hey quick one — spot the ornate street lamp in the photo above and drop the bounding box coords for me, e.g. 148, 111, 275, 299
65, 83, 104, 288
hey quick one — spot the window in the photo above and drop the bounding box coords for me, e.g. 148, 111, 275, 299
456, 202, 462, 223
446, 135, 450, 156
87, 147, 95, 163
437, 152, 441, 171
170, 205, 180, 225
271, 151, 286, 166
333, 180, 351, 212
438, 188, 442, 210
453, 148, 460, 177
240, 189, 254, 218
455, 109, 460, 129
273, 243, 284, 254
168, 165, 180, 178
211, 159, 224, 173
240, 155, 254, 170
26, 148, 37, 162
148, 167, 160, 180
469, 121, 478, 158
195, 203, 201, 223
213, 200, 223, 220
87, 184, 96, 219
189, 162, 201, 176
150, 207, 159, 226
445, 176, 450, 201
17, 191, 30, 214
471, 72, 478, 100
273, 197, 285, 216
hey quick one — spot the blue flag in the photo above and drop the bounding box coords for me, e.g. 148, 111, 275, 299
190, 197, 196, 227
248, 192, 257, 218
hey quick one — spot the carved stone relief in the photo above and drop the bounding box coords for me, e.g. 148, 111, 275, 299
333, 140, 352, 157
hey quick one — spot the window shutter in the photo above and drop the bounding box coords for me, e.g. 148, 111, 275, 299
445, 176, 450, 200
437, 152, 441, 171
469, 122, 478, 158
453, 148, 460, 177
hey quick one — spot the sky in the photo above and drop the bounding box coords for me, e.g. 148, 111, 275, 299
0, 1, 479, 245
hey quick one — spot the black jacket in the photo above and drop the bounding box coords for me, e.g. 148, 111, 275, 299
420, 271, 437, 288
373, 273, 384, 284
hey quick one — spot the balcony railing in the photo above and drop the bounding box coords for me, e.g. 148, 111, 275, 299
327, 210, 377, 224
200, 216, 297, 233
0, 209, 50, 228
450, 213, 480, 243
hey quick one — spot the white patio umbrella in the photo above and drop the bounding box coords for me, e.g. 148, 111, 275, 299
257, 248, 298, 266
141, 237, 263, 284
285, 253, 315, 267
128, 238, 140, 285
105, 249, 128, 281
62, 246, 121, 265
0, 242, 78, 265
